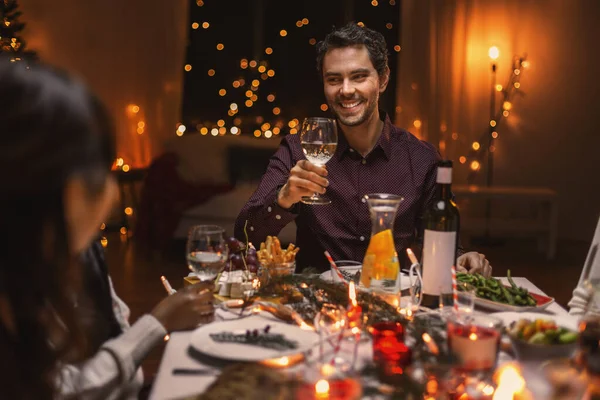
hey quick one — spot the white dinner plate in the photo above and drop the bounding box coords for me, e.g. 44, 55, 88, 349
490, 311, 579, 331
189, 315, 319, 362
319, 270, 411, 291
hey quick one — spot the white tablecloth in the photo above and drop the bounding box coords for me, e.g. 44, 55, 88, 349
149, 277, 568, 400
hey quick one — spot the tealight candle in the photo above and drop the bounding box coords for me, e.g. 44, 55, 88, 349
447, 313, 503, 372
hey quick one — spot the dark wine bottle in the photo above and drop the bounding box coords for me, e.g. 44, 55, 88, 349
420, 160, 460, 309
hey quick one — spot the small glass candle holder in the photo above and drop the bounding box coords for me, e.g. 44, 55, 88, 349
370, 321, 412, 380
446, 312, 503, 374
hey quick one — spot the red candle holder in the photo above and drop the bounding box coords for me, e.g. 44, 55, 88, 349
295, 377, 362, 400
370, 321, 411, 377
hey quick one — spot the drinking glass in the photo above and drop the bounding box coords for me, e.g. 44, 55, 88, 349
300, 117, 338, 205
439, 282, 476, 315
446, 312, 503, 374
314, 303, 348, 367
186, 225, 228, 282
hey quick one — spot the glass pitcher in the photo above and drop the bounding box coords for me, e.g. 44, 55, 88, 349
361, 193, 404, 293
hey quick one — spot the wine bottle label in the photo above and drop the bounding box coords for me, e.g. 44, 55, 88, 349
437, 167, 452, 184
421, 229, 457, 296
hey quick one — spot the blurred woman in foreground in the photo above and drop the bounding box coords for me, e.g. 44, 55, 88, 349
0, 58, 214, 399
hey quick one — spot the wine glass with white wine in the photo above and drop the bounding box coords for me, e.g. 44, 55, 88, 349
186, 225, 228, 283
300, 117, 338, 205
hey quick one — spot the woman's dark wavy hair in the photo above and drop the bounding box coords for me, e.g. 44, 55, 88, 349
316, 22, 389, 79
0, 56, 116, 399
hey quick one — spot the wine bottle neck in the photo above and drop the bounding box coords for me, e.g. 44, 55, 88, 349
439, 183, 453, 199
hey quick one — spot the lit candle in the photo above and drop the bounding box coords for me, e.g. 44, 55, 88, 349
315, 379, 330, 399
406, 248, 419, 266
347, 281, 362, 329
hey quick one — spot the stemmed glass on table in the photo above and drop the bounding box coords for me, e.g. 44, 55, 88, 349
186, 225, 228, 319
313, 303, 349, 370
187, 224, 228, 282
300, 117, 338, 205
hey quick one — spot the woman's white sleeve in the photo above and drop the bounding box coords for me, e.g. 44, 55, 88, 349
56, 315, 167, 400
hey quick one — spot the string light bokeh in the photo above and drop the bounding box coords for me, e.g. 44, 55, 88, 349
178, 0, 401, 139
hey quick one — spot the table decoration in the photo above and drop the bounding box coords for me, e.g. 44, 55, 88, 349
446, 312, 503, 373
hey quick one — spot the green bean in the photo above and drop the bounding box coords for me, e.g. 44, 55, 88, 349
501, 286, 515, 305
456, 270, 539, 307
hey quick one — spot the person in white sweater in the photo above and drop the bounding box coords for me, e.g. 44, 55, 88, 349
568, 217, 600, 317
0, 58, 214, 399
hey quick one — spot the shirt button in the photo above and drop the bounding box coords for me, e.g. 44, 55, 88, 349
250, 226, 255, 231
359, 236, 365, 241
361, 159, 366, 165
361, 198, 366, 203
267, 206, 272, 212
275, 215, 281, 220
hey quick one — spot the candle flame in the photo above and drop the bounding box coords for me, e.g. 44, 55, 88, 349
349, 281, 357, 306
493, 364, 525, 399
251, 306, 262, 313
315, 379, 330, 395
406, 248, 419, 265
274, 356, 289, 366
469, 332, 478, 341
422, 333, 439, 355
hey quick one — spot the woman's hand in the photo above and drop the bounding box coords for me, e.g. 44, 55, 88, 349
457, 251, 492, 278
277, 160, 329, 209
151, 281, 215, 332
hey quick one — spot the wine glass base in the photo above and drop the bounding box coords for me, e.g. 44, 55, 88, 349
301, 196, 331, 205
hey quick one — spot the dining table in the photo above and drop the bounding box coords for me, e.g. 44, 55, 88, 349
148, 276, 569, 400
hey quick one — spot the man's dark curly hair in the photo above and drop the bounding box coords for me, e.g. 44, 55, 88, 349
316, 22, 389, 80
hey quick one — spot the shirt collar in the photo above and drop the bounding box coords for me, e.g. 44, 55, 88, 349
336, 110, 393, 161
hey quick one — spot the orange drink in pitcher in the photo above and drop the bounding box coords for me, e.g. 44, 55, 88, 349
361, 194, 403, 293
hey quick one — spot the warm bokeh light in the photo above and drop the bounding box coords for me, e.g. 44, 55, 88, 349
488, 46, 500, 61
320, 104, 328, 111
514, 82, 521, 89
208, 69, 215, 76
394, 45, 401, 52
503, 101, 512, 110
272, 107, 281, 115
124, 207, 133, 216
184, 64, 192, 71
491, 131, 498, 139
191, 22, 199, 29
265, 47, 273, 55
386, 23, 393, 29
315, 379, 330, 395
496, 84, 503, 92
451, 132, 459, 140
459, 156, 466, 164
472, 142, 480, 150
490, 120, 497, 127
216, 43, 224, 51
470, 161, 480, 170
413, 119, 422, 129
279, 30, 287, 37
202, 22, 209, 29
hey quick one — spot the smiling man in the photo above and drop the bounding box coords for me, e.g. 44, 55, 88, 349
234, 22, 491, 276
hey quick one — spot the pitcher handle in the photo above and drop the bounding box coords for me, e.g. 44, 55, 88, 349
408, 262, 423, 307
